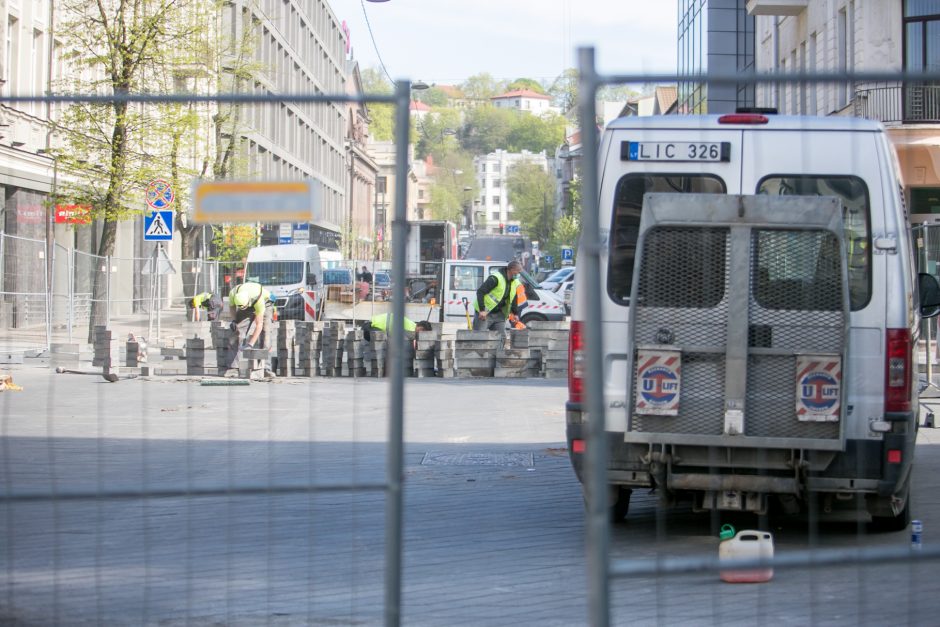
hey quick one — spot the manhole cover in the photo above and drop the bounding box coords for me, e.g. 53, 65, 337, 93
420, 452, 534, 468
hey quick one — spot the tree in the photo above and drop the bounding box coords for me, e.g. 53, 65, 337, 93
212, 224, 257, 262
416, 86, 449, 107
506, 162, 555, 246
506, 78, 546, 94
57, 0, 201, 339
460, 73, 506, 103
415, 107, 463, 161
505, 112, 567, 154
428, 151, 477, 225
462, 106, 516, 155
547, 68, 579, 117
361, 68, 394, 141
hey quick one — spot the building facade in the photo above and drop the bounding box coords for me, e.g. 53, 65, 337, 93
677, 0, 756, 113
474, 149, 549, 235
749, 0, 940, 222
231, 0, 348, 252
490, 90, 553, 116
344, 61, 379, 261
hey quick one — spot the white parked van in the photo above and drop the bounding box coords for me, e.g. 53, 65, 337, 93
244, 244, 325, 321
442, 259, 567, 326
567, 113, 940, 530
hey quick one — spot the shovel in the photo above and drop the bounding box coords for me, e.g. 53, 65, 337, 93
426, 297, 437, 321
461, 297, 472, 329
55, 367, 135, 383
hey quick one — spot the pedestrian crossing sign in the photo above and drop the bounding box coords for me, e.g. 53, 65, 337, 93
144, 210, 174, 241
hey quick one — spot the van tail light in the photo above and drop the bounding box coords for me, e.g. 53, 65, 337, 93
569, 320, 585, 403
885, 328, 913, 413
718, 113, 769, 125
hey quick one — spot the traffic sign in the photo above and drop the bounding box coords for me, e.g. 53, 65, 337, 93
506, 224, 520, 234
146, 179, 174, 209
561, 246, 574, 265
543, 255, 554, 266
191, 180, 320, 224
144, 210, 174, 241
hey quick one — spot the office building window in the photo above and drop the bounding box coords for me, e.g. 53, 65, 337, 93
492, 196, 500, 205
903, 0, 940, 121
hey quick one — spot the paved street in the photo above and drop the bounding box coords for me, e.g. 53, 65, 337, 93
1, 365, 939, 626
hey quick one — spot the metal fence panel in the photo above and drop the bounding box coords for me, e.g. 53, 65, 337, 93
0, 233, 50, 353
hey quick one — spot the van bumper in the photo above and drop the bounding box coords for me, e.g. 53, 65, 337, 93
565, 403, 915, 498
275, 293, 306, 320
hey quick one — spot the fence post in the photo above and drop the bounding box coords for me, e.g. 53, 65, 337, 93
44, 242, 52, 352
105, 255, 112, 328
67, 247, 74, 344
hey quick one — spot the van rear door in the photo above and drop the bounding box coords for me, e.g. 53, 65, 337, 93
740, 127, 885, 441
599, 125, 744, 430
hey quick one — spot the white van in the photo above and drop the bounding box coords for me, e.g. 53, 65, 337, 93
244, 244, 325, 321
567, 113, 940, 530
442, 259, 566, 326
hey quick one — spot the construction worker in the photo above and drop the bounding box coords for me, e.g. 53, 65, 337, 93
227, 281, 275, 375
359, 313, 432, 343
473, 260, 522, 331
188, 291, 223, 322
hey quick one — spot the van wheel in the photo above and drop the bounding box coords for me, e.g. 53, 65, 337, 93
610, 487, 632, 523
521, 313, 546, 324
868, 486, 912, 532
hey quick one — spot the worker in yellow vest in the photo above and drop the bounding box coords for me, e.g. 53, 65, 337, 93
473, 260, 523, 331
360, 313, 432, 343
188, 292, 222, 322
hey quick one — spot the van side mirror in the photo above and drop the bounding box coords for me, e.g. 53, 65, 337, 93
307, 274, 317, 286
918, 273, 940, 318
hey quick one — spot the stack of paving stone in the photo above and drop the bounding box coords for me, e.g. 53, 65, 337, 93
343, 327, 366, 377
92, 326, 113, 373
212, 323, 239, 376
185, 337, 206, 375
181, 321, 213, 348
414, 326, 440, 378
49, 343, 90, 369
157, 342, 187, 375
364, 330, 387, 377
320, 321, 346, 377
436, 332, 456, 378
276, 320, 296, 377
125, 336, 147, 368
293, 321, 321, 377
239, 347, 268, 379
526, 321, 570, 378
454, 330, 501, 378
494, 329, 542, 378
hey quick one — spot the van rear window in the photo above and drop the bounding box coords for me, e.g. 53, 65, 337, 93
757, 176, 871, 310
607, 174, 726, 304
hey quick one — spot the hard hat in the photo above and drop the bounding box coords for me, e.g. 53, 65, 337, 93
231, 287, 250, 309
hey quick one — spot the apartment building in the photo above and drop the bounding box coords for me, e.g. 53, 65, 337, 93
749, 0, 940, 220
474, 149, 549, 235
677, 0, 757, 113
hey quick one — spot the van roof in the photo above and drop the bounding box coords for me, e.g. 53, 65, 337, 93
605, 114, 884, 133
247, 244, 319, 261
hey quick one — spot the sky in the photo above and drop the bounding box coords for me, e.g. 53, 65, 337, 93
327, 0, 679, 87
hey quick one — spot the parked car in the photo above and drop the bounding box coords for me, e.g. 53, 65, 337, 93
561, 281, 574, 316
540, 266, 575, 291
374, 270, 392, 301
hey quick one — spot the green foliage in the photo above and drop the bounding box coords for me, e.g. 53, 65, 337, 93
460, 73, 507, 103
212, 225, 257, 262
462, 106, 516, 155
361, 68, 394, 141
506, 112, 566, 154
507, 78, 546, 94
417, 86, 449, 107
546, 213, 581, 264
428, 151, 478, 224
506, 162, 555, 246
415, 108, 463, 161
548, 68, 579, 117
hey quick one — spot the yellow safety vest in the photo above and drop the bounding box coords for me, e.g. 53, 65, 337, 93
474, 271, 509, 314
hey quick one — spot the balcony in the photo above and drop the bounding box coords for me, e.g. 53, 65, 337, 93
745, 0, 808, 15
855, 83, 940, 124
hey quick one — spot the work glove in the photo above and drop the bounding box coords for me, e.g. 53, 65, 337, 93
229, 321, 238, 333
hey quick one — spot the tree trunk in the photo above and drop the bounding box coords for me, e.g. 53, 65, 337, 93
87, 100, 128, 343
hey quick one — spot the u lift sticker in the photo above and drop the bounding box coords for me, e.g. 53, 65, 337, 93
795, 355, 842, 422
635, 349, 681, 416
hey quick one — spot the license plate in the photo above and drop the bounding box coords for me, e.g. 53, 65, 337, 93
622, 141, 731, 162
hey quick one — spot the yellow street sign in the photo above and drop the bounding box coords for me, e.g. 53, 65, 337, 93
191, 180, 320, 224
